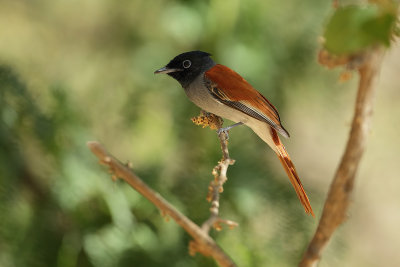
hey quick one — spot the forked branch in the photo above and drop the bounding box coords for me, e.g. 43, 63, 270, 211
88, 112, 238, 267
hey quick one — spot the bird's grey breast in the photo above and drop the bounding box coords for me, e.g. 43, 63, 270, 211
183, 73, 248, 124
183, 73, 216, 109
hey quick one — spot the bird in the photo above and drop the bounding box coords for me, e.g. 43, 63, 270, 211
155, 51, 314, 216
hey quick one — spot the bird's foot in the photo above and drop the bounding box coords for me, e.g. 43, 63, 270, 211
216, 122, 244, 139
217, 128, 230, 139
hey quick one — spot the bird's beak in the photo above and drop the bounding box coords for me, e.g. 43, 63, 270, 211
154, 66, 183, 74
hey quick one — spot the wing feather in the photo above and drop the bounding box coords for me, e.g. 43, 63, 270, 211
205, 64, 289, 138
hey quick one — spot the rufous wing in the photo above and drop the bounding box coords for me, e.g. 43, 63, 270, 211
205, 64, 289, 138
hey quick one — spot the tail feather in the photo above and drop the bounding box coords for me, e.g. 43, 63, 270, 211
271, 129, 314, 216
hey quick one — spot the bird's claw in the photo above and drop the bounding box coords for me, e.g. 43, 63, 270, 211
217, 128, 230, 140
216, 122, 244, 140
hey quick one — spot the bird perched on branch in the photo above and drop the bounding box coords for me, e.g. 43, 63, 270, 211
155, 51, 314, 216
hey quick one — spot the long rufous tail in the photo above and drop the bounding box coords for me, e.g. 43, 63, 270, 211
271, 129, 314, 216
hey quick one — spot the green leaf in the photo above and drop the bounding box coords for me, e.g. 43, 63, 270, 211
324, 5, 396, 55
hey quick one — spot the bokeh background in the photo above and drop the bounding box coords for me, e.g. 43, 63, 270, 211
1, 0, 399, 266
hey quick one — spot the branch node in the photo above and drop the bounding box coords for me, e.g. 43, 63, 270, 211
212, 219, 239, 231
125, 161, 133, 168
103, 156, 111, 163
189, 240, 211, 257
218, 219, 239, 230
214, 222, 223, 231
157, 209, 173, 223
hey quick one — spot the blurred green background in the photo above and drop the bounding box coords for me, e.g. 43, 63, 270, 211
1, 0, 399, 266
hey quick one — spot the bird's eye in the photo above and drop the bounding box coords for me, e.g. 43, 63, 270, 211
182, 60, 191, 69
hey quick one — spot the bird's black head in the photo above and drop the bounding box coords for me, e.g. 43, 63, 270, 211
154, 51, 215, 88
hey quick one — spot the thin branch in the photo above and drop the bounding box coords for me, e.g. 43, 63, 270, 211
201, 130, 238, 233
299, 47, 384, 267
87, 141, 237, 267
191, 111, 239, 234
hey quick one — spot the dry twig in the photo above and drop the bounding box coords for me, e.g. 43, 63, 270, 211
87, 141, 236, 267
87, 111, 239, 267
192, 111, 239, 234
299, 47, 384, 267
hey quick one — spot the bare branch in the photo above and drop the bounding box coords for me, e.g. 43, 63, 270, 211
191, 111, 239, 234
202, 130, 237, 233
299, 47, 384, 267
87, 141, 237, 267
